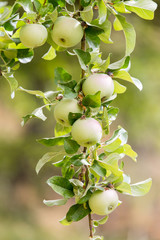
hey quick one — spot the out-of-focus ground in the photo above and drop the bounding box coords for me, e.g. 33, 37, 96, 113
0, 2, 160, 240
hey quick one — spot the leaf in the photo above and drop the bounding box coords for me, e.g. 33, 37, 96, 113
21, 107, 47, 126
17, 48, 34, 64
82, 91, 101, 108
15, 0, 33, 13
73, 49, 91, 71
54, 67, 72, 84
125, 0, 157, 20
98, 0, 107, 24
59, 217, 72, 226
130, 178, 152, 197
85, 26, 101, 50
93, 216, 108, 227
105, 127, 128, 146
91, 160, 106, 177
68, 112, 82, 126
113, 80, 127, 94
102, 107, 109, 134
115, 15, 136, 56
123, 144, 137, 162
99, 54, 111, 72
37, 136, 69, 146
109, 56, 130, 70
2, 72, 18, 99
116, 182, 132, 194
98, 19, 113, 44
66, 204, 90, 222
64, 139, 80, 154
18, 86, 46, 98
47, 176, 74, 198
36, 148, 65, 174
113, 70, 143, 91
42, 46, 56, 60
80, 6, 93, 23
104, 138, 122, 152
80, 0, 91, 7
65, 0, 75, 5
43, 198, 67, 206
54, 123, 71, 137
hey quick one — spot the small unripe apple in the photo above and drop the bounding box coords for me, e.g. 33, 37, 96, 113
82, 73, 114, 99
51, 16, 83, 48
4, 49, 17, 59
71, 118, 102, 147
54, 98, 82, 127
19, 24, 48, 48
89, 189, 119, 216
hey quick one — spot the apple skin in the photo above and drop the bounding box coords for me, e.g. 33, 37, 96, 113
19, 24, 48, 48
71, 118, 102, 147
82, 73, 114, 99
54, 98, 82, 127
51, 16, 83, 48
89, 189, 119, 216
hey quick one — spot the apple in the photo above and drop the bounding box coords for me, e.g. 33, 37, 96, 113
71, 118, 102, 147
4, 49, 17, 59
89, 189, 119, 216
82, 73, 114, 99
19, 24, 48, 48
54, 98, 82, 127
51, 16, 83, 48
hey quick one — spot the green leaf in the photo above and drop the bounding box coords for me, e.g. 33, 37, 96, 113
114, 80, 127, 94
18, 86, 45, 98
130, 178, 152, 197
85, 26, 101, 50
73, 49, 91, 71
99, 54, 111, 72
66, 204, 90, 222
15, 0, 33, 13
68, 112, 82, 126
54, 123, 71, 137
125, 0, 157, 20
54, 67, 72, 84
42, 46, 56, 60
93, 216, 108, 227
39, 3, 53, 17
116, 182, 131, 194
98, 0, 107, 24
114, 2, 130, 13
77, 190, 92, 204
80, 0, 91, 7
21, 107, 47, 126
113, 70, 143, 91
99, 153, 123, 176
43, 198, 67, 206
64, 139, 80, 154
108, 107, 119, 123
99, 19, 113, 44
80, 6, 93, 23
82, 91, 101, 108
47, 176, 74, 198
102, 107, 109, 134
65, 0, 75, 5
37, 136, 69, 146
123, 144, 137, 162
104, 138, 122, 152
17, 48, 34, 64
115, 15, 136, 56
91, 160, 106, 177
59, 217, 72, 226
2, 72, 18, 99
105, 127, 128, 146
109, 56, 130, 70
36, 148, 65, 174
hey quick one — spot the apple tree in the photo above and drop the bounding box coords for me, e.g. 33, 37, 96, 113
0, 0, 158, 239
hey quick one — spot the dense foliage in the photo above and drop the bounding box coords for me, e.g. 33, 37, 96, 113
0, 0, 157, 239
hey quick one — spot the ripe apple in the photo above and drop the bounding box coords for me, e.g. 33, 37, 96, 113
82, 73, 114, 99
89, 189, 119, 215
19, 24, 48, 48
51, 16, 83, 48
4, 49, 17, 59
54, 98, 82, 127
71, 118, 102, 147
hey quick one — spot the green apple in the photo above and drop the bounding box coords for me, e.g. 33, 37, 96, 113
82, 73, 114, 99
89, 189, 119, 216
71, 118, 102, 147
19, 24, 48, 48
54, 98, 82, 127
51, 16, 83, 48
4, 49, 17, 59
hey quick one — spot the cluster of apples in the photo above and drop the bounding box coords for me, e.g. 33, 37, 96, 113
19, 16, 83, 49
19, 16, 119, 216
54, 71, 114, 148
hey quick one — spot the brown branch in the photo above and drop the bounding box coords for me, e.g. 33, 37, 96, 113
81, 31, 86, 79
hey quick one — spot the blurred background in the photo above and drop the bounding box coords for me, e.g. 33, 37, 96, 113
0, 1, 160, 240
